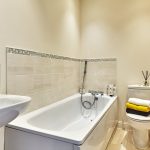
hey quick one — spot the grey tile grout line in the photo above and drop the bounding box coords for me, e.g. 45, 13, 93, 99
6, 47, 117, 62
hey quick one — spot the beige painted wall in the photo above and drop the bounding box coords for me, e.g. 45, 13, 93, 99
0, 0, 80, 149
0, 0, 80, 93
81, 0, 150, 121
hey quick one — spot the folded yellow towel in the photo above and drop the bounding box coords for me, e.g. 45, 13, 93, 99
126, 102, 150, 112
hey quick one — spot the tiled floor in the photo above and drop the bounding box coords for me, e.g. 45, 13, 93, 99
107, 128, 150, 150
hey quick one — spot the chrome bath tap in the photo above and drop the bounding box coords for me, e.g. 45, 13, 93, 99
88, 90, 104, 96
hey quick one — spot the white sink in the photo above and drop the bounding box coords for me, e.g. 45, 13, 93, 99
0, 95, 31, 127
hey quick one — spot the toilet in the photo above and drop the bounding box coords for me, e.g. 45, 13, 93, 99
126, 85, 150, 149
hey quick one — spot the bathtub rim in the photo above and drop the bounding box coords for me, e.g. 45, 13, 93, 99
7, 93, 117, 145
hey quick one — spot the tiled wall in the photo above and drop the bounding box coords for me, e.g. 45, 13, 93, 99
0, 64, 1, 89
7, 48, 117, 112
7, 48, 80, 112
80, 59, 117, 93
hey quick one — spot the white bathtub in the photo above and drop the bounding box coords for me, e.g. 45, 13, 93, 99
5, 93, 118, 150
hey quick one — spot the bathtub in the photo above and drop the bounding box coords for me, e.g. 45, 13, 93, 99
5, 93, 118, 150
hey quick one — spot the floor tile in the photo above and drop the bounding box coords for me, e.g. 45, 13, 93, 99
107, 128, 150, 150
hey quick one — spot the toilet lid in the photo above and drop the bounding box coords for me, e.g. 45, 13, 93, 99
126, 113, 150, 122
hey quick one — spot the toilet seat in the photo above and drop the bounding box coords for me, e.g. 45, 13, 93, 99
126, 113, 150, 122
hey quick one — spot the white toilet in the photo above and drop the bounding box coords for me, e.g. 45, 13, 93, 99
126, 85, 150, 149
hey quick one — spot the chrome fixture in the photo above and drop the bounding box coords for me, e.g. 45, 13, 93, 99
81, 61, 87, 91
81, 93, 99, 110
79, 88, 85, 94
79, 61, 103, 110
88, 90, 104, 96
81, 90, 103, 110
80, 61, 88, 109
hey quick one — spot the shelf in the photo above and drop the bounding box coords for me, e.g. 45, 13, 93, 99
128, 85, 150, 90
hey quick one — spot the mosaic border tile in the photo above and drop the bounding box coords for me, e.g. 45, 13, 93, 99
6, 47, 117, 62
6, 47, 80, 62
